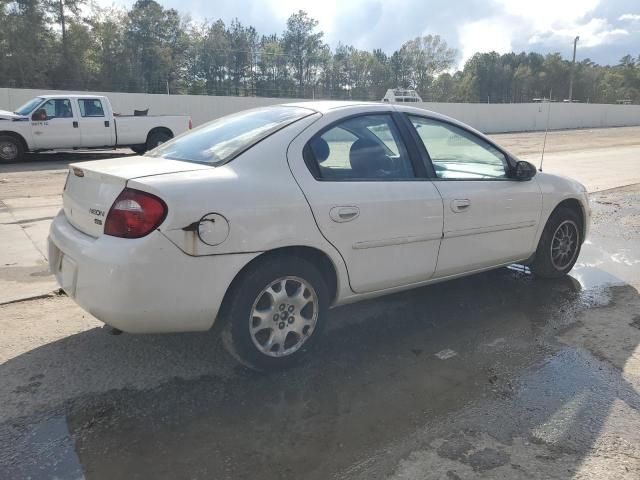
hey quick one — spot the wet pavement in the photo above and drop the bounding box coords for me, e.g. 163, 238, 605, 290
1, 186, 639, 479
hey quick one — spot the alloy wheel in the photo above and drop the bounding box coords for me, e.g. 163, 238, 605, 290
550, 220, 579, 270
249, 276, 319, 357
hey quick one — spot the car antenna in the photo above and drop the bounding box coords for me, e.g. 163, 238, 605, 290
539, 89, 552, 172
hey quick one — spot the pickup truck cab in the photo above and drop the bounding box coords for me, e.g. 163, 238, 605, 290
0, 94, 191, 162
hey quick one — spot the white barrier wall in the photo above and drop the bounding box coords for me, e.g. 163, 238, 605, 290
1, 87, 639, 133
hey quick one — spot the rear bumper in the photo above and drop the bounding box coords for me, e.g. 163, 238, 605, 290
48, 210, 258, 333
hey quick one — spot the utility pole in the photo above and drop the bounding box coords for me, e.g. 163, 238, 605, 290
568, 36, 579, 102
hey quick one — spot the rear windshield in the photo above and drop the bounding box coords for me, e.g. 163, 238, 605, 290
146, 106, 313, 165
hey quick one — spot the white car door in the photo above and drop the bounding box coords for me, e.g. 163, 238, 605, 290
76, 98, 114, 147
407, 115, 542, 277
288, 111, 444, 294
31, 98, 81, 149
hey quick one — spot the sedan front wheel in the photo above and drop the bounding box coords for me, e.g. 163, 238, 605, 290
221, 255, 329, 371
531, 207, 582, 278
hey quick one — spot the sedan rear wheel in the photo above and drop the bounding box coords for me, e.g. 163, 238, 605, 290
250, 276, 320, 358
221, 256, 328, 371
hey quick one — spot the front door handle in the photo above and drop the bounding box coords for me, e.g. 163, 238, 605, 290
330, 206, 360, 223
72, 121, 78, 128
451, 199, 471, 213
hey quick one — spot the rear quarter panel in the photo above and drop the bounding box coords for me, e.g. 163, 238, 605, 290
127, 112, 351, 299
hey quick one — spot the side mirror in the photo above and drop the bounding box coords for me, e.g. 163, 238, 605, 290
513, 160, 537, 181
32, 109, 46, 121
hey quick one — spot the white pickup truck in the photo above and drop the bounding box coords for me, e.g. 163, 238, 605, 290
0, 94, 192, 162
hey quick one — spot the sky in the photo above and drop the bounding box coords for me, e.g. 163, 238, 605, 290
96, 0, 640, 68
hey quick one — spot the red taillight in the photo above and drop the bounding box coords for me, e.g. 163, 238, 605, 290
188, 119, 193, 130
104, 188, 167, 238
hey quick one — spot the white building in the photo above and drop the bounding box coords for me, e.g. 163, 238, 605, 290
381, 88, 423, 103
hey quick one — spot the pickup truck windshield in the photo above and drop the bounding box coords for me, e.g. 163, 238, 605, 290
147, 106, 313, 165
14, 97, 43, 116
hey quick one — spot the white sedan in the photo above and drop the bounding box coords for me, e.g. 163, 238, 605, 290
48, 102, 590, 369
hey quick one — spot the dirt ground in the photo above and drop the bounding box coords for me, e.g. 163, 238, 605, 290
1, 128, 640, 479
493, 125, 640, 156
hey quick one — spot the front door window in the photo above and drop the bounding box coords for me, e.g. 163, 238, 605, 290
409, 116, 508, 180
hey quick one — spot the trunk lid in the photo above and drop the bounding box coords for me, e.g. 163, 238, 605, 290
63, 156, 210, 237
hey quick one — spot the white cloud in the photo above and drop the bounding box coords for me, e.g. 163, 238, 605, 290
88, 0, 640, 66
458, 18, 515, 66
529, 18, 629, 48
619, 13, 640, 22
494, 0, 601, 31
263, 0, 339, 37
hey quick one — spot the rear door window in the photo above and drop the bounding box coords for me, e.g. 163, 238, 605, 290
306, 114, 415, 180
78, 99, 105, 117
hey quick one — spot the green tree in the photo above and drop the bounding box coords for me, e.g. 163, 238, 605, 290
256, 35, 291, 97
282, 10, 324, 96
396, 35, 456, 95
124, 0, 189, 93
88, 7, 129, 91
226, 19, 257, 96
1, 0, 55, 88
0, 3, 639, 104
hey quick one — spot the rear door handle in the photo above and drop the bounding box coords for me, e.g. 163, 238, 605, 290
451, 199, 471, 213
72, 121, 78, 128
330, 206, 360, 223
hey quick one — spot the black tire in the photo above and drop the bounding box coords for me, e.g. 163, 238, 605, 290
130, 145, 147, 155
220, 255, 329, 371
0, 135, 24, 163
531, 207, 582, 278
146, 130, 172, 151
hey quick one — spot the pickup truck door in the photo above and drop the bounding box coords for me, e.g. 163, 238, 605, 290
76, 98, 114, 147
31, 98, 81, 149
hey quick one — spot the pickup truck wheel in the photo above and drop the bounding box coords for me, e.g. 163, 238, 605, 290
146, 131, 172, 150
221, 256, 329, 371
130, 145, 147, 155
0, 136, 23, 163
531, 207, 582, 278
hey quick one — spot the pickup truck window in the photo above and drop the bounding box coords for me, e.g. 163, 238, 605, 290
36, 99, 73, 120
15, 97, 44, 116
78, 99, 105, 117
147, 106, 313, 166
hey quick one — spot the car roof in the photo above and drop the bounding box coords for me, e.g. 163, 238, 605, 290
283, 101, 474, 131
282, 100, 381, 113
281, 101, 508, 157
282, 100, 452, 123
37, 94, 105, 99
